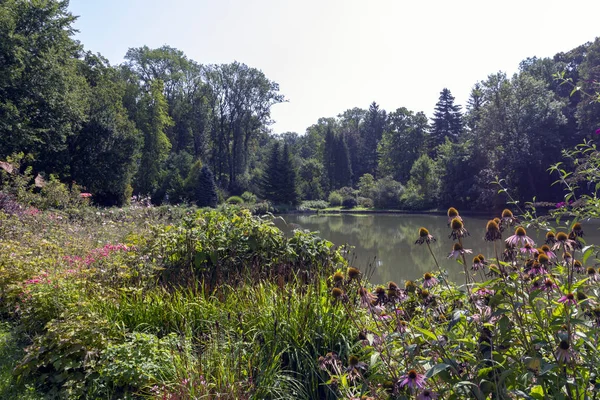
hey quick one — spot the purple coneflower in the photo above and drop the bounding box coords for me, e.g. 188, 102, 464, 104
447, 207, 461, 226
449, 217, 469, 240
563, 251, 573, 265
422, 273, 438, 288
552, 232, 575, 251
359, 287, 377, 308
448, 243, 472, 259
398, 369, 426, 390
573, 260, 585, 274
484, 220, 502, 241
541, 278, 558, 292
528, 262, 547, 276
540, 245, 556, 259
555, 340, 574, 364
417, 389, 439, 400
520, 243, 538, 257
587, 267, 600, 282
558, 292, 577, 306
571, 222, 584, 237
499, 209, 518, 232
505, 227, 535, 248
415, 227, 436, 245
471, 255, 485, 271
545, 231, 556, 245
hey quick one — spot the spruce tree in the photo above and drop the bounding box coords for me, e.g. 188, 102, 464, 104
196, 165, 218, 208
262, 142, 282, 202
279, 143, 299, 205
430, 88, 463, 154
334, 134, 353, 188
361, 102, 386, 178
323, 128, 336, 192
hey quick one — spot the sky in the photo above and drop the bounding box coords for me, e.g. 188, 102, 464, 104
69, 0, 600, 135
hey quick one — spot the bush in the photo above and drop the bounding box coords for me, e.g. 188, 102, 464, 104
241, 191, 257, 204
299, 200, 328, 210
372, 176, 404, 209
226, 196, 244, 205
357, 196, 374, 208
328, 192, 343, 207
341, 196, 357, 209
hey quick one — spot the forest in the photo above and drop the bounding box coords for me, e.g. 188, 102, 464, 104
1, 0, 600, 211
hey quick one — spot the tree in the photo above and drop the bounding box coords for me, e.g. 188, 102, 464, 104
378, 108, 428, 183
70, 53, 141, 206
135, 80, 173, 196
279, 142, 299, 205
430, 88, 463, 154
0, 0, 88, 174
196, 165, 218, 208
262, 142, 282, 202
298, 158, 324, 200
361, 102, 386, 177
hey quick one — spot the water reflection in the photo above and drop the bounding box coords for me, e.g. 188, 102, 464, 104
277, 214, 600, 285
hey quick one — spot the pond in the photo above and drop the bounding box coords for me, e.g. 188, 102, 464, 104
277, 213, 600, 285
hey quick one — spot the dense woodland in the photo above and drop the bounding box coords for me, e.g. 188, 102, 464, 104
1, 0, 600, 210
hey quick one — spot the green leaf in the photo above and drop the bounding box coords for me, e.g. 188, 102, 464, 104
426, 363, 451, 379
412, 325, 438, 341
530, 385, 544, 399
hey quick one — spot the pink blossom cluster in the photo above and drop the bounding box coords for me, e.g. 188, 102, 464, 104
23, 207, 40, 216
63, 243, 136, 267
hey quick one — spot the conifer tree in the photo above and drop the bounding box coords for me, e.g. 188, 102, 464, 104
196, 165, 218, 208
262, 142, 282, 202
334, 134, 353, 188
279, 142, 299, 205
430, 88, 463, 154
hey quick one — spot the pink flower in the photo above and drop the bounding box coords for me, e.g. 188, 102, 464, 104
417, 389, 439, 400
505, 227, 535, 248
398, 370, 426, 390
555, 340, 574, 364
596, 128, 600, 135
558, 292, 577, 306
422, 273, 438, 288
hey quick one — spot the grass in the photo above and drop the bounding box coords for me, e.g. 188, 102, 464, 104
0, 322, 43, 399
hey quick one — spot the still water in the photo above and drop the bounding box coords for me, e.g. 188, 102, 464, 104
277, 213, 600, 285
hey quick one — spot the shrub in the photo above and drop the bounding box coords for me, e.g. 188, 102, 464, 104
341, 196, 357, 209
328, 192, 343, 207
357, 196, 374, 208
226, 196, 244, 205
299, 200, 328, 210
372, 176, 404, 209
241, 191, 257, 204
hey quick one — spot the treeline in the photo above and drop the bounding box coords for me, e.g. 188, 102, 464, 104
1, 0, 599, 209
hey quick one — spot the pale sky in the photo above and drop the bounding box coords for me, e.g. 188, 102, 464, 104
69, 0, 600, 135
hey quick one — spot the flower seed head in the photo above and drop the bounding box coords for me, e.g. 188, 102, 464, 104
447, 207, 459, 218
333, 271, 344, 282
538, 253, 549, 264
486, 220, 499, 232
347, 267, 360, 280
546, 232, 555, 239
515, 227, 527, 237
388, 281, 399, 290
559, 340, 570, 350
419, 227, 430, 237
541, 244, 551, 253
348, 355, 359, 366
588, 267, 597, 275
451, 218, 463, 230
501, 209, 513, 218
331, 288, 343, 299
453, 243, 463, 251
577, 291, 587, 301
556, 232, 568, 242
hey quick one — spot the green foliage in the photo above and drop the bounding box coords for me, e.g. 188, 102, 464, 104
328, 191, 343, 207
371, 176, 404, 209
341, 196, 357, 209
226, 195, 244, 204
241, 191, 257, 204
400, 154, 439, 209
298, 200, 329, 210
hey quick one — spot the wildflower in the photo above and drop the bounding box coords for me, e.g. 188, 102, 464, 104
398, 369, 426, 390
537, 253, 550, 265
422, 273, 438, 288
486, 263, 504, 277
552, 232, 575, 251
417, 389, 439, 400
528, 261, 547, 276
447, 207, 461, 225
318, 352, 341, 371
448, 243, 472, 259
449, 218, 469, 240
545, 231, 556, 245
587, 267, 600, 282
558, 292, 577, 306
568, 231, 583, 250
404, 280, 417, 293
359, 287, 377, 308
396, 319, 409, 333
331, 288, 344, 299
484, 220, 502, 241
374, 286, 387, 304
332, 271, 344, 284
519, 243, 538, 257
563, 251, 573, 265
500, 209, 518, 231
471, 255, 485, 271
555, 340, 574, 364
415, 227, 436, 245
346, 355, 367, 373
505, 227, 535, 248
347, 267, 361, 281
573, 260, 584, 274
542, 278, 558, 292
541, 244, 556, 259
571, 222, 584, 237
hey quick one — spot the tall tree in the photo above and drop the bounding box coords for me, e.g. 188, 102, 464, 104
0, 0, 88, 174
378, 108, 428, 183
430, 89, 463, 154
361, 102, 386, 177
135, 80, 173, 196
196, 165, 218, 208
262, 141, 282, 202
279, 142, 299, 205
